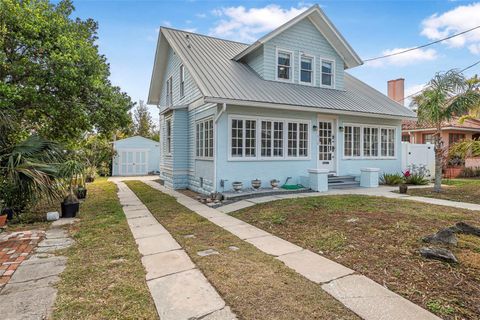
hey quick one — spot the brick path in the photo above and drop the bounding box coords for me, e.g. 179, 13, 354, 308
0, 230, 45, 288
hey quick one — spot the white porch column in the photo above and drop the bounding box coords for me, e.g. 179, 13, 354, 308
360, 168, 380, 188
308, 169, 329, 192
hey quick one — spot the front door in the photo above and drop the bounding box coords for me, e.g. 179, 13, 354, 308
317, 120, 336, 172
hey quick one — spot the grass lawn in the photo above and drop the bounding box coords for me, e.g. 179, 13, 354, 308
52, 178, 158, 319
231, 195, 480, 320
407, 179, 480, 205
126, 181, 359, 320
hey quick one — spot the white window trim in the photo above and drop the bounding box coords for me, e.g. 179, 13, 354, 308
227, 114, 311, 161
179, 65, 185, 98
299, 53, 315, 86
166, 76, 173, 106
275, 48, 294, 83
165, 116, 172, 157
342, 123, 397, 160
195, 117, 214, 160
320, 58, 335, 89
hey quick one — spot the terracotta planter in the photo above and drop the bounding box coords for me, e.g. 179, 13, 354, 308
0, 215, 7, 228
444, 167, 463, 179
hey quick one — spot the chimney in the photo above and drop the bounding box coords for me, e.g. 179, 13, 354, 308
387, 78, 405, 106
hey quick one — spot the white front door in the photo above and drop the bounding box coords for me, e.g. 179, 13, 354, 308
120, 150, 148, 176
317, 120, 336, 172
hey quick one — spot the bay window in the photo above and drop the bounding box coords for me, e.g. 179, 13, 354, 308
196, 118, 213, 158
230, 117, 308, 159
344, 124, 396, 159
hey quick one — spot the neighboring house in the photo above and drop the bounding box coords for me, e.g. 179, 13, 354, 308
386, 78, 480, 148
147, 5, 416, 194
112, 136, 160, 176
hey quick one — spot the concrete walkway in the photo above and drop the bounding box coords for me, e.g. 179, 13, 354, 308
217, 185, 480, 214
114, 181, 236, 320
143, 180, 441, 320
0, 218, 76, 320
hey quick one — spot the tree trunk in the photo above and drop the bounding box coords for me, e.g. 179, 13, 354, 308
433, 125, 443, 192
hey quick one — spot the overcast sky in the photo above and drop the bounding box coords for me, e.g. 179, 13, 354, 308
70, 0, 480, 120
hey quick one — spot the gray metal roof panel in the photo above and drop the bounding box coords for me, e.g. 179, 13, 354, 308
161, 27, 416, 119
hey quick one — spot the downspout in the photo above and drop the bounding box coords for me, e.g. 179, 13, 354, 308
213, 103, 226, 193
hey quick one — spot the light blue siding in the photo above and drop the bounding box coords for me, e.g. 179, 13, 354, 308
245, 18, 345, 90
244, 47, 264, 77
112, 136, 160, 176
159, 46, 202, 110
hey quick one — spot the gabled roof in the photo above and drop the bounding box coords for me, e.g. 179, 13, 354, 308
233, 5, 363, 69
148, 27, 416, 119
113, 135, 159, 145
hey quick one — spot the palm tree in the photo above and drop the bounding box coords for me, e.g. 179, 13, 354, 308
414, 70, 480, 192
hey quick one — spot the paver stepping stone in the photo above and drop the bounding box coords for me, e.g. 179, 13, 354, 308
217, 200, 254, 214
142, 250, 195, 280
246, 235, 303, 256
209, 215, 244, 228
197, 249, 220, 257
0, 285, 57, 320
45, 228, 68, 239
136, 234, 181, 256
223, 223, 270, 240
202, 306, 237, 320
245, 195, 281, 204
277, 249, 353, 284
147, 268, 226, 320
9, 256, 66, 284
37, 238, 74, 248
123, 208, 151, 219
51, 218, 78, 227
130, 223, 169, 240
1, 275, 60, 294
322, 275, 442, 320
127, 216, 158, 229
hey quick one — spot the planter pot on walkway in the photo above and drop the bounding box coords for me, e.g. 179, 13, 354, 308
2, 208, 14, 220
0, 215, 7, 227
76, 188, 87, 199
399, 184, 408, 194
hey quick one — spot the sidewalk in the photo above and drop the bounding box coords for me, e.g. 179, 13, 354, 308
114, 181, 236, 320
143, 180, 441, 320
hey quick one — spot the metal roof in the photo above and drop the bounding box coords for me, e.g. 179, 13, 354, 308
149, 26, 416, 119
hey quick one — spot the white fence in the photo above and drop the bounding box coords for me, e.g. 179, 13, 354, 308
401, 143, 435, 177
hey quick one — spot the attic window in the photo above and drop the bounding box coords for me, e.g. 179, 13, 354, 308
300, 54, 314, 84
321, 59, 334, 88
277, 50, 292, 81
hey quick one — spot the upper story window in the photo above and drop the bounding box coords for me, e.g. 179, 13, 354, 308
321, 59, 334, 88
166, 76, 173, 106
179, 65, 185, 98
300, 54, 314, 84
276, 50, 292, 81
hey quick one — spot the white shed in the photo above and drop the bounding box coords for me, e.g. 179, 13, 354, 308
112, 136, 160, 176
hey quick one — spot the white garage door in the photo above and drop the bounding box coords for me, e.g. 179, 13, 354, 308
119, 150, 148, 176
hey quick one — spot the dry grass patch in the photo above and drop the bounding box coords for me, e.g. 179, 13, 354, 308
408, 179, 480, 205
231, 195, 480, 320
126, 181, 358, 320
52, 179, 157, 320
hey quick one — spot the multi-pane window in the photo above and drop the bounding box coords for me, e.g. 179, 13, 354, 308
344, 125, 361, 157
230, 118, 308, 159
166, 76, 173, 106
231, 119, 243, 157
345, 125, 394, 158
449, 133, 465, 145
402, 134, 410, 142
423, 133, 434, 144
300, 55, 313, 84
321, 59, 334, 87
179, 65, 185, 98
277, 51, 292, 80
165, 117, 172, 155
196, 118, 213, 158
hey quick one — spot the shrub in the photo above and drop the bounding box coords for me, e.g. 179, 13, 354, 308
380, 173, 404, 185
460, 167, 480, 178
404, 164, 430, 185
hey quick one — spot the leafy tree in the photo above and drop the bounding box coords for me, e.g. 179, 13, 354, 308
132, 100, 159, 140
0, 0, 133, 142
414, 70, 480, 192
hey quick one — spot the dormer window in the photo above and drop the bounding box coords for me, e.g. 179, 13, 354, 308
321, 59, 334, 88
276, 49, 292, 81
300, 54, 314, 84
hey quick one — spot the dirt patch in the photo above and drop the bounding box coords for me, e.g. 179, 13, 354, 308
232, 195, 480, 320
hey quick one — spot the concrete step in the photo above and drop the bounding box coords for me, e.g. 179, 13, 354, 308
328, 176, 356, 183
328, 181, 360, 189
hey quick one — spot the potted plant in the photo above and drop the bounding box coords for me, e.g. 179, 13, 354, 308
399, 170, 410, 194
85, 166, 96, 183
270, 179, 280, 189
60, 160, 85, 218
251, 179, 261, 190
76, 185, 87, 199
232, 181, 243, 192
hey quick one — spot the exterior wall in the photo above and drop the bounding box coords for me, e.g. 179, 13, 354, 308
159, 45, 202, 109
214, 105, 404, 192
112, 137, 160, 176
244, 46, 264, 77
260, 19, 345, 90
187, 104, 216, 194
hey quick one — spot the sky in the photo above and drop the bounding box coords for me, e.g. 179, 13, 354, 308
69, 0, 480, 120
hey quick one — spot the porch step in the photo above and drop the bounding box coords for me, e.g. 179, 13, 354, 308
328, 175, 360, 189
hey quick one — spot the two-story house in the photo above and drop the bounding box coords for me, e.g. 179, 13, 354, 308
147, 5, 416, 194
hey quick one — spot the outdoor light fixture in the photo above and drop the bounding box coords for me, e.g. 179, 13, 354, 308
312, 125, 318, 131
338, 126, 344, 132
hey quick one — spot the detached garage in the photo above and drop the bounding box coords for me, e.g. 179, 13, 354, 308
112, 136, 160, 176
